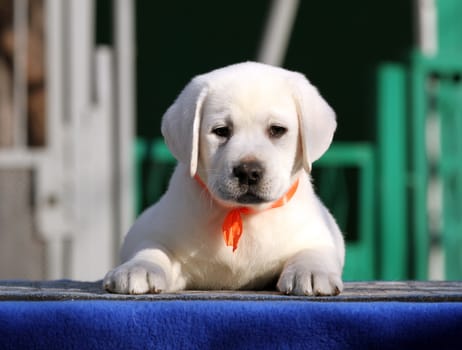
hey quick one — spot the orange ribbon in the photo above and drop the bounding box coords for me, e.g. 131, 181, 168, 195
195, 175, 299, 251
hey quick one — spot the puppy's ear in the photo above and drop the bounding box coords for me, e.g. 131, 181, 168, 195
161, 78, 208, 177
288, 72, 336, 173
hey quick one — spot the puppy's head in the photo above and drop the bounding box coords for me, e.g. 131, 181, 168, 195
161, 62, 336, 208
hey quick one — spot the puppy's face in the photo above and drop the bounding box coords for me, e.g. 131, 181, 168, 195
198, 80, 301, 208
161, 62, 337, 208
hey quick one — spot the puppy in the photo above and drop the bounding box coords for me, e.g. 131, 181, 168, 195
104, 62, 345, 296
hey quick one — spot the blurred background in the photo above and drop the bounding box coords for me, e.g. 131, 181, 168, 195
0, 0, 461, 282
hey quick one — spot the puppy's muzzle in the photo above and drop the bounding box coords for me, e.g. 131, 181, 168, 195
233, 161, 264, 186
230, 161, 267, 204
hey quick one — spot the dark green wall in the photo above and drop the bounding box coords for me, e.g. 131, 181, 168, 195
136, 1, 271, 138
135, 1, 413, 141
286, 1, 413, 142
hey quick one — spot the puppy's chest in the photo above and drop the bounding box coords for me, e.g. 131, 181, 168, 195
182, 212, 299, 289
184, 248, 285, 290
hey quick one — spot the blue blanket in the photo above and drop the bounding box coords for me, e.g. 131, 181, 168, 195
1, 281, 462, 349
1, 300, 462, 350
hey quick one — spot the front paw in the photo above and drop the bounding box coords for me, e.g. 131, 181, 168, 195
277, 251, 343, 296
277, 268, 343, 296
103, 260, 168, 294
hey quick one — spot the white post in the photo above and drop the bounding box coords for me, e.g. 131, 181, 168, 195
114, 0, 136, 253
257, 0, 299, 66
67, 0, 114, 280
415, 0, 438, 56
73, 46, 114, 279
37, 0, 68, 279
13, 0, 29, 147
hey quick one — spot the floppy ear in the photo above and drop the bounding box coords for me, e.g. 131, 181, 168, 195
288, 72, 337, 173
161, 78, 208, 177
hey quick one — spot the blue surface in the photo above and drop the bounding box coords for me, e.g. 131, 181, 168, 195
1, 300, 462, 349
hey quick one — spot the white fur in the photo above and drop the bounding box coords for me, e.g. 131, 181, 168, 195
103, 62, 345, 296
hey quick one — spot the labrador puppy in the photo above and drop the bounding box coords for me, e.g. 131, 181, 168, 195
104, 62, 344, 296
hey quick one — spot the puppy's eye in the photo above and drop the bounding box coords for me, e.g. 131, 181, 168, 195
212, 126, 231, 139
269, 125, 287, 138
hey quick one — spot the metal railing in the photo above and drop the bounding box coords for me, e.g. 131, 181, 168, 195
0, 0, 135, 280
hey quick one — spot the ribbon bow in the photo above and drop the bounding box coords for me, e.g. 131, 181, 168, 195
195, 175, 299, 252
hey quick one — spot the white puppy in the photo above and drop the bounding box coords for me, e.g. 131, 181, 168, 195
104, 62, 344, 296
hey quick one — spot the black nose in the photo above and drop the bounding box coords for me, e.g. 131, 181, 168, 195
233, 161, 264, 186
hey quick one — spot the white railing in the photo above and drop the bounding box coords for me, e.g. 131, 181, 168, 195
0, 0, 135, 280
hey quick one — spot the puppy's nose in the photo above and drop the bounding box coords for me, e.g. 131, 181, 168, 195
233, 161, 264, 186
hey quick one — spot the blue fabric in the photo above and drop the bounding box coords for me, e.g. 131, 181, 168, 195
1, 300, 462, 350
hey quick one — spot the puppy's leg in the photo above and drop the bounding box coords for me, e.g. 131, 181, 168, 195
103, 248, 185, 294
277, 247, 343, 296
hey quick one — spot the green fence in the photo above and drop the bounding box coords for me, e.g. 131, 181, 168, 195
410, 53, 462, 280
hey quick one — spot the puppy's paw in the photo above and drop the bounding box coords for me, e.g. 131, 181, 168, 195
277, 268, 343, 296
103, 260, 168, 294
277, 250, 343, 296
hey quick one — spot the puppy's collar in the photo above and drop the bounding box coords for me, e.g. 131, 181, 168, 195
194, 175, 299, 252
